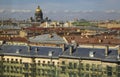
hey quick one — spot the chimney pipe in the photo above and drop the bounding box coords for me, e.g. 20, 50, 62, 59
105, 45, 109, 57
70, 46, 73, 55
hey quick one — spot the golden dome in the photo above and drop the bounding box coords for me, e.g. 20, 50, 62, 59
36, 6, 41, 12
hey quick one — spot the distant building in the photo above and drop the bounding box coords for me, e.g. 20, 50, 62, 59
35, 6, 43, 22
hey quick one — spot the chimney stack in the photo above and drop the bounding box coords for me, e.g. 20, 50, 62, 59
35, 47, 38, 54
62, 44, 65, 52
105, 45, 109, 57
70, 46, 73, 55
117, 45, 120, 60
118, 46, 120, 55
27, 45, 31, 52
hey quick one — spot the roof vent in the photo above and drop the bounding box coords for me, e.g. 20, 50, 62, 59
89, 51, 95, 58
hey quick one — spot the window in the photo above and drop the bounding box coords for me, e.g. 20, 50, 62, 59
15, 59, 18, 63
69, 62, 72, 69
61, 66, 66, 73
38, 60, 41, 65
74, 63, 77, 69
80, 63, 84, 70
42, 61, 46, 66
97, 65, 102, 72
7, 58, 9, 62
20, 59, 22, 63
24, 63, 29, 68
91, 64, 96, 71
52, 62, 55, 66
2, 58, 5, 61
86, 64, 90, 71
85, 73, 89, 77
38, 60, 40, 63
11, 59, 13, 61
48, 61, 50, 65
62, 61, 65, 65
57, 62, 59, 65
43, 61, 45, 64
69, 73, 72, 77
107, 66, 112, 76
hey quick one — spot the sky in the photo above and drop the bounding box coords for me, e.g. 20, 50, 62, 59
0, 0, 120, 21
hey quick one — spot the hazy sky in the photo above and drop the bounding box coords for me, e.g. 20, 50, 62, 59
0, 0, 120, 21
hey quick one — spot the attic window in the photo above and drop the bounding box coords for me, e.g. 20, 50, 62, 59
16, 49, 20, 54
89, 51, 95, 58
48, 51, 53, 57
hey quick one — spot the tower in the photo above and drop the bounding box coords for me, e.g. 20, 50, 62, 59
35, 6, 43, 22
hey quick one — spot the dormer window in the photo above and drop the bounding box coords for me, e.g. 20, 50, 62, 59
48, 51, 53, 57
89, 51, 95, 58
16, 49, 20, 54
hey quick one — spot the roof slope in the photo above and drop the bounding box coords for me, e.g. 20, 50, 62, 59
29, 33, 66, 44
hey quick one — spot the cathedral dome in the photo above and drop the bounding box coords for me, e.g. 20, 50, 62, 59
35, 5, 43, 22
36, 6, 41, 12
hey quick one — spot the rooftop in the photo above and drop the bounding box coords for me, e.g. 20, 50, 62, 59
0, 44, 119, 62
29, 33, 66, 44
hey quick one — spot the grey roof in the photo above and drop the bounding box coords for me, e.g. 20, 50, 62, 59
61, 46, 119, 62
29, 33, 66, 44
0, 25, 21, 29
0, 44, 119, 62
0, 45, 62, 58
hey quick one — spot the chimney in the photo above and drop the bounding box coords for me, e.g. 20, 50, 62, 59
62, 44, 65, 52
105, 45, 109, 57
118, 46, 120, 55
117, 45, 120, 60
35, 47, 38, 54
70, 46, 73, 55
27, 45, 31, 52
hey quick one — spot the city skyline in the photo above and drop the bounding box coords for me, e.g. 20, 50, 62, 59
0, 0, 120, 21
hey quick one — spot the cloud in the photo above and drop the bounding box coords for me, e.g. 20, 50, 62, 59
81, 10, 94, 13
105, 10, 120, 14
10, 9, 31, 13
0, 9, 5, 13
64, 10, 70, 13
